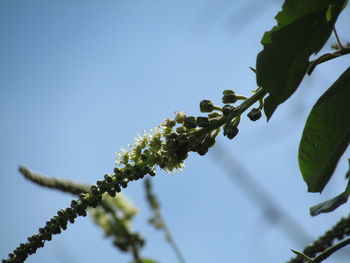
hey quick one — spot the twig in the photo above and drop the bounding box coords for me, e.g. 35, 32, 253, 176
312, 237, 350, 263
333, 27, 344, 50
307, 47, 350, 75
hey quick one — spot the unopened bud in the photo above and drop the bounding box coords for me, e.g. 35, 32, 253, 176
222, 105, 234, 116
197, 116, 210, 127
175, 112, 186, 124
184, 116, 197, 129
200, 100, 214, 113
224, 124, 239, 139
162, 118, 176, 128
222, 90, 237, 104
247, 108, 262, 121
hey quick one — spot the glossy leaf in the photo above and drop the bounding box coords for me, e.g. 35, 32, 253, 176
256, 0, 347, 120
299, 67, 350, 192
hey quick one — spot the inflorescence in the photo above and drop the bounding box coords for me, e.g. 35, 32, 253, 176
3, 88, 266, 263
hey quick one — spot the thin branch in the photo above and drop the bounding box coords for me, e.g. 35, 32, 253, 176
312, 237, 350, 263
307, 47, 350, 75
333, 27, 344, 50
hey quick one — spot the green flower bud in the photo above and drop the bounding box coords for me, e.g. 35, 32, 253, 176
197, 144, 208, 156
247, 108, 262, 121
176, 126, 187, 134
161, 118, 176, 128
188, 135, 203, 151
176, 134, 189, 144
200, 99, 214, 113
197, 116, 210, 127
222, 105, 234, 116
223, 89, 235, 95
222, 94, 237, 104
224, 124, 239, 139
203, 135, 216, 148
208, 112, 222, 119
175, 111, 186, 124
166, 133, 178, 140
184, 116, 197, 129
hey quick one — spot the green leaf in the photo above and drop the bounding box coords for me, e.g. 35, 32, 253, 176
299, 67, 350, 192
310, 192, 348, 216
256, 0, 347, 120
310, 167, 350, 216
346, 158, 350, 179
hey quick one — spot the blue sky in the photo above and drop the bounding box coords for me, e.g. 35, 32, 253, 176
1, 1, 350, 263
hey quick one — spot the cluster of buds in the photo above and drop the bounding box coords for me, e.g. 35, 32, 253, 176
115, 89, 264, 175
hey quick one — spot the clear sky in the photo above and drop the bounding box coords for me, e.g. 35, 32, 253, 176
1, 1, 350, 263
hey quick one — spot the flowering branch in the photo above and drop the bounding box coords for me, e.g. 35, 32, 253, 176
3, 88, 267, 263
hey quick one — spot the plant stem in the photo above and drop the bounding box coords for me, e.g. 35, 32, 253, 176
312, 237, 350, 263
307, 47, 350, 75
333, 27, 344, 50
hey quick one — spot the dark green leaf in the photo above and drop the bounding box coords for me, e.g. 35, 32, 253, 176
310, 169, 350, 216
256, 0, 347, 120
346, 158, 350, 179
310, 192, 348, 216
299, 67, 350, 192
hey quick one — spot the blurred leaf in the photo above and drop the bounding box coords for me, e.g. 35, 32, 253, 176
256, 0, 347, 120
299, 67, 350, 192
346, 158, 350, 179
